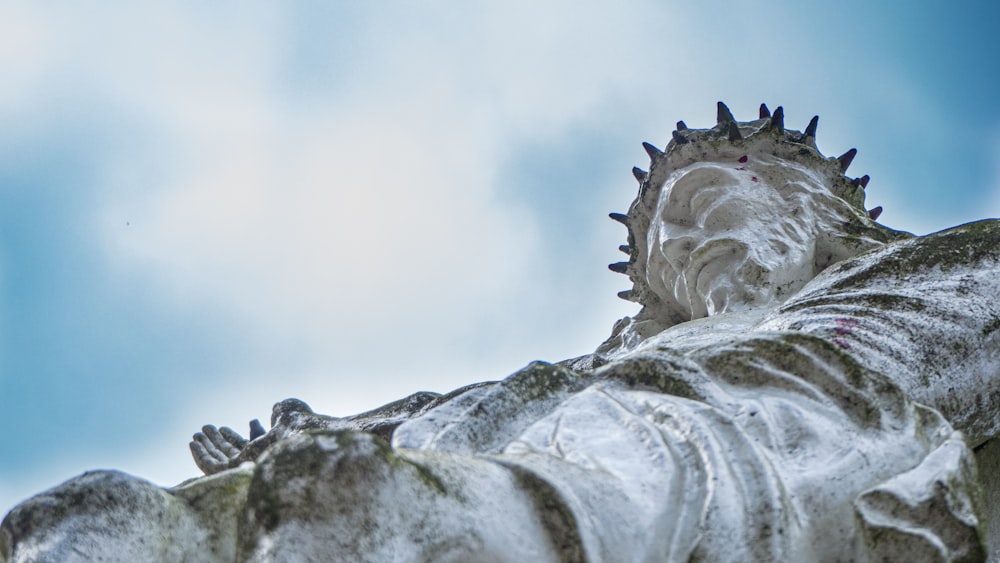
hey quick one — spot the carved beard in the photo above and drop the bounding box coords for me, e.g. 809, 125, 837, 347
670, 237, 783, 319
649, 220, 814, 322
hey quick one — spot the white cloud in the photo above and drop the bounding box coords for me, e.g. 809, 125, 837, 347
85, 1, 687, 371
103, 107, 539, 351
0, 5, 54, 109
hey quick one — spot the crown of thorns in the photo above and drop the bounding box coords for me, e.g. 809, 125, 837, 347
608, 101, 882, 304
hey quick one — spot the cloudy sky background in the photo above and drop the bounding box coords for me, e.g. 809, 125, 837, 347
2, 1, 999, 514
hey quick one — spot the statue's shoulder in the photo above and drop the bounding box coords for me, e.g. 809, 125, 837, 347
814, 219, 1000, 293
899, 218, 1000, 266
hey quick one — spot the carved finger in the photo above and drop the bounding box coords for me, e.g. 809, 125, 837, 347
189, 440, 226, 475
203, 425, 242, 458
218, 426, 249, 450
195, 428, 229, 463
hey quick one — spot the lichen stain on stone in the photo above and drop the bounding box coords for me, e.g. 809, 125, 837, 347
504, 465, 586, 563
370, 438, 449, 496
848, 221, 1000, 288
505, 361, 585, 403
982, 316, 1000, 337
596, 355, 701, 399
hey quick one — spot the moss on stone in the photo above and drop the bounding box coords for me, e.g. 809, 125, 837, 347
369, 435, 448, 496
504, 464, 585, 563
504, 361, 587, 403
598, 355, 701, 399
852, 220, 1000, 287
982, 316, 1000, 338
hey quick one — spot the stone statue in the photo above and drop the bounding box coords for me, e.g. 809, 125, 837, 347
3, 102, 998, 562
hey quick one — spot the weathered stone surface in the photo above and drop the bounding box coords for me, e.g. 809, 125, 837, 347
239, 431, 560, 561
3, 103, 996, 561
2, 471, 210, 562
974, 438, 1000, 557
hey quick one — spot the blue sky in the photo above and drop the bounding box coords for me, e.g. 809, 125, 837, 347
2, 1, 999, 515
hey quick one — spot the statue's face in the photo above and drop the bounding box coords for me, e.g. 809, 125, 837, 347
645, 157, 820, 320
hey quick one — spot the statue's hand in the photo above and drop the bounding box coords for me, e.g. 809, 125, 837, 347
190, 399, 343, 475
191, 423, 256, 475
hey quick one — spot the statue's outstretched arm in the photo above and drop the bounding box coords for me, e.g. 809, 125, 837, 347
189, 390, 471, 475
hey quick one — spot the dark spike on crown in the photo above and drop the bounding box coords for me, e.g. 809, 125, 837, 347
727, 122, 743, 141
803, 115, 819, 140
716, 101, 736, 127
642, 142, 664, 160
838, 148, 857, 172
617, 290, 637, 302
608, 262, 629, 274
769, 106, 784, 132
609, 212, 629, 225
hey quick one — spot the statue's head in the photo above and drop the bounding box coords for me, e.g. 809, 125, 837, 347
611, 102, 907, 327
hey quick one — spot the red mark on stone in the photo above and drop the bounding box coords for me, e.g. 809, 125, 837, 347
738, 155, 748, 163
751, 176, 758, 182
735, 166, 746, 171
832, 318, 859, 348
